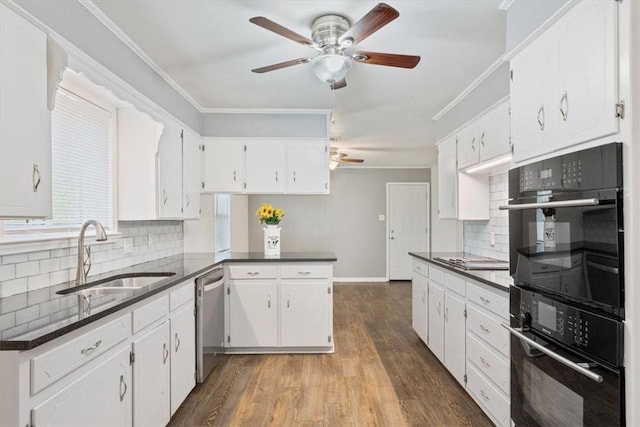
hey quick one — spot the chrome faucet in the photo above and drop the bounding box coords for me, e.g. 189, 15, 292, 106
75, 220, 108, 287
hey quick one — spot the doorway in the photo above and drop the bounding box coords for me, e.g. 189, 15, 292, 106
387, 183, 430, 280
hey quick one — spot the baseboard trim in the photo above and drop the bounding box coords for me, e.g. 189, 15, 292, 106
333, 277, 388, 283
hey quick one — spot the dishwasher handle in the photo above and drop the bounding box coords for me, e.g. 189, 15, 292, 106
198, 269, 224, 290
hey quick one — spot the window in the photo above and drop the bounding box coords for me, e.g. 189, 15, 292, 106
3, 84, 114, 235
214, 194, 231, 252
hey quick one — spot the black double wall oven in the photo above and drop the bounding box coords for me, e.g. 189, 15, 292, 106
502, 143, 625, 426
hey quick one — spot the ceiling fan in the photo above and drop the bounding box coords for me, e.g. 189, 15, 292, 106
330, 147, 364, 169
249, 3, 421, 90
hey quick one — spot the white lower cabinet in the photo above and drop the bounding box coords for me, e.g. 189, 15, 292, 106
280, 282, 331, 347
31, 346, 132, 427
169, 304, 196, 416
427, 280, 444, 363
444, 290, 466, 386
411, 271, 428, 344
132, 321, 171, 427
225, 263, 334, 352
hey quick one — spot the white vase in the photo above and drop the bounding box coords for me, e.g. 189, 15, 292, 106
263, 224, 281, 258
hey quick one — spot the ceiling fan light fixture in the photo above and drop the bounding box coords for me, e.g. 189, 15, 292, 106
310, 52, 353, 84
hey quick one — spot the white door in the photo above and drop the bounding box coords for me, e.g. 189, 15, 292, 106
388, 183, 429, 280
456, 123, 479, 169
170, 304, 196, 415
444, 291, 467, 386
280, 282, 331, 347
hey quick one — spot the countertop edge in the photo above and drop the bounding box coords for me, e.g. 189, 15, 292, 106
408, 252, 511, 292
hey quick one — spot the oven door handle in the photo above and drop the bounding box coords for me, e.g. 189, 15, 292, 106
501, 323, 604, 383
498, 198, 600, 210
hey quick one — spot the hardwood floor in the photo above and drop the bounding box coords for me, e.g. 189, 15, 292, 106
169, 282, 492, 426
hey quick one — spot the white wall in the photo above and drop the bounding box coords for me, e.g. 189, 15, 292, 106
201, 113, 327, 139
230, 195, 249, 252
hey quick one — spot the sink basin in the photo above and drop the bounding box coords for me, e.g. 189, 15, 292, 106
57, 272, 176, 296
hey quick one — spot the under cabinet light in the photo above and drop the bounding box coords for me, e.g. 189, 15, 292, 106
464, 154, 513, 174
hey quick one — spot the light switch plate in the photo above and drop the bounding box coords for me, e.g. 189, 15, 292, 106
378, 214, 385, 221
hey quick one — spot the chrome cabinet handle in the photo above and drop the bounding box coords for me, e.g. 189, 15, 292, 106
81, 339, 102, 355
471, 137, 476, 151
480, 389, 490, 401
499, 198, 600, 211
186, 195, 190, 207
286, 296, 290, 308
233, 170, 237, 182
32, 163, 41, 192
421, 292, 425, 304
537, 105, 545, 131
444, 307, 449, 322
163, 343, 169, 364
480, 296, 490, 305
175, 333, 180, 352
297, 271, 311, 276
437, 302, 441, 315
275, 171, 278, 182
501, 323, 603, 382
480, 132, 485, 147
267, 296, 271, 309
559, 91, 568, 121
246, 271, 260, 276
390, 236, 395, 240
293, 171, 296, 183
119, 375, 127, 402
480, 325, 490, 334
163, 189, 168, 205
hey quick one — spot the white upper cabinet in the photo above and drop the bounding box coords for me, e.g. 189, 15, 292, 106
244, 141, 286, 193
182, 128, 203, 219
457, 99, 511, 170
437, 136, 458, 219
157, 119, 184, 219
287, 141, 329, 194
0, 4, 51, 218
511, 1, 618, 162
202, 139, 244, 193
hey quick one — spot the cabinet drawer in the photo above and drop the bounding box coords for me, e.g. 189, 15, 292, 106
170, 282, 194, 311
413, 260, 428, 278
467, 334, 510, 396
132, 295, 169, 334
429, 265, 445, 284
467, 283, 508, 319
467, 305, 509, 357
31, 314, 130, 394
444, 273, 465, 297
280, 265, 330, 279
229, 265, 277, 279
467, 363, 510, 427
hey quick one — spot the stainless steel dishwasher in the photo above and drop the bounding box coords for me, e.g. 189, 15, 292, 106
195, 266, 225, 383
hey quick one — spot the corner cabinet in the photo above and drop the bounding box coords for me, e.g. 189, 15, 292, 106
225, 262, 334, 353
202, 139, 330, 195
436, 136, 458, 219
0, 4, 51, 218
156, 120, 184, 219
510, 1, 619, 162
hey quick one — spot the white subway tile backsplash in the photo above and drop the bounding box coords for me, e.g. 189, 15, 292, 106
0, 264, 15, 281
15, 305, 39, 325
0, 278, 27, 297
40, 257, 61, 274
15, 261, 40, 278
28, 251, 50, 261
27, 273, 50, 292
1, 253, 28, 264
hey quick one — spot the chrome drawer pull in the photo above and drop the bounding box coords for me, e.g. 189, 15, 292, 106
32, 163, 41, 192
480, 296, 490, 305
297, 271, 311, 276
479, 325, 490, 334
81, 339, 102, 355
246, 271, 260, 276
501, 323, 603, 383
175, 333, 181, 352
480, 357, 490, 368
480, 389, 490, 401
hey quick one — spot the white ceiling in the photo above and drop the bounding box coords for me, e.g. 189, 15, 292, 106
89, 0, 506, 167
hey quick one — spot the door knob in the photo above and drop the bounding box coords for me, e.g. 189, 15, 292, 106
390, 236, 395, 240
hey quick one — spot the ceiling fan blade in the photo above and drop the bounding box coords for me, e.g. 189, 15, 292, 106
330, 78, 347, 90
340, 158, 365, 163
249, 17, 317, 48
353, 51, 420, 68
251, 57, 310, 74
338, 3, 399, 47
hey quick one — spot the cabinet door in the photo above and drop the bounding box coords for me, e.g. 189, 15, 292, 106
203, 140, 244, 192
287, 142, 329, 194
244, 141, 285, 193
427, 280, 444, 363
412, 274, 428, 344
444, 291, 466, 386
0, 4, 51, 218
456, 124, 479, 169
31, 346, 132, 427
157, 120, 183, 218
182, 128, 202, 219
437, 136, 457, 219
479, 101, 511, 162
228, 281, 278, 347
133, 322, 170, 427
554, 0, 618, 149
170, 304, 196, 415
510, 31, 555, 163
280, 282, 331, 347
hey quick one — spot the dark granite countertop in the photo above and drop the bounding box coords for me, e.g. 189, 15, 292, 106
0, 251, 337, 350
408, 252, 512, 291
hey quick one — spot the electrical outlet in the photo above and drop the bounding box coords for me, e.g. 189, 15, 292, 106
148, 234, 153, 247
490, 232, 496, 246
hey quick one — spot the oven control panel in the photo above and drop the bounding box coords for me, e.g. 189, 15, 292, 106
511, 286, 623, 366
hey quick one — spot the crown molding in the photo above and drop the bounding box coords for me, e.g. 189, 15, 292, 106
79, 0, 205, 112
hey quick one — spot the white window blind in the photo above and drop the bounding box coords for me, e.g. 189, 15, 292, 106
4, 87, 113, 232
214, 194, 231, 252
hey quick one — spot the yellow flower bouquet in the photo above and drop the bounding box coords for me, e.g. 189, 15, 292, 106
256, 203, 284, 225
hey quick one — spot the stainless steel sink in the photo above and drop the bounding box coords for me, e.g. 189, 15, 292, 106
57, 272, 176, 296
